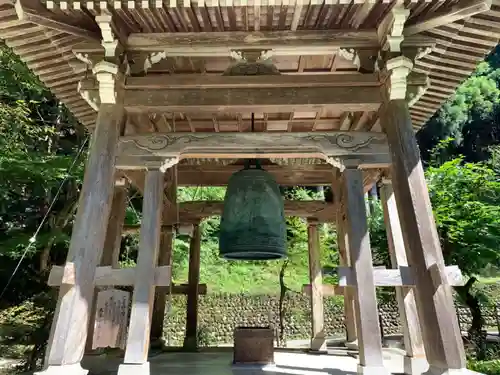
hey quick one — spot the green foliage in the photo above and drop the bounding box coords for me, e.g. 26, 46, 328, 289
426, 155, 500, 276
417, 46, 500, 163
468, 360, 500, 375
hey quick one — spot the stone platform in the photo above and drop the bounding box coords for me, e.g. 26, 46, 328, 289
81, 348, 410, 375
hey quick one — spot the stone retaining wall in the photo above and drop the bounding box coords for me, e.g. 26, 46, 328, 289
163, 294, 500, 346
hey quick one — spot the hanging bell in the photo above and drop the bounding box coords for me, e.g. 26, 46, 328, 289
219, 162, 287, 260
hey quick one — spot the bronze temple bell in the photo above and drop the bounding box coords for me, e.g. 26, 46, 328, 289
218, 53, 287, 261
219, 160, 287, 260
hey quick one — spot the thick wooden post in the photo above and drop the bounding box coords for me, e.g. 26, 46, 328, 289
118, 170, 164, 375
343, 169, 388, 375
380, 181, 427, 375
150, 228, 173, 347
86, 183, 128, 352
183, 222, 201, 351
334, 173, 358, 348
382, 98, 469, 374
307, 219, 327, 352
39, 103, 122, 375
150, 166, 176, 348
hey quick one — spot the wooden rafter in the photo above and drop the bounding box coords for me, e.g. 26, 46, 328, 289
404, 0, 492, 36
14, 0, 100, 41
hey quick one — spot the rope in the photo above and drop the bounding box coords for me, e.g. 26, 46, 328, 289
0, 136, 90, 299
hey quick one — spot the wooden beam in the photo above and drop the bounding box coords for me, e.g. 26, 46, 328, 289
174, 164, 335, 187
123, 30, 434, 56
302, 284, 344, 297
338, 266, 464, 287
123, 85, 381, 114
48, 264, 171, 287
117, 132, 389, 170
124, 73, 381, 89
127, 30, 380, 55
14, 0, 101, 41
404, 0, 492, 36
171, 284, 207, 295
120, 200, 337, 225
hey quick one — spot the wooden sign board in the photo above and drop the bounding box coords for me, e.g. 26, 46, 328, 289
92, 289, 130, 350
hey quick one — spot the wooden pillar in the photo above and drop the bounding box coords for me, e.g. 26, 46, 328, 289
334, 173, 358, 348
118, 169, 164, 375
380, 181, 427, 375
39, 103, 122, 375
150, 166, 176, 348
307, 219, 326, 352
342, 168, 388, 375
150, 228, 173, 347
382, 98, 468, 374
183, 222, 201, 351
86, 183, 128, 352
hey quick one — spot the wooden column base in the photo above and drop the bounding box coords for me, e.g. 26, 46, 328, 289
34, 364, 88, 375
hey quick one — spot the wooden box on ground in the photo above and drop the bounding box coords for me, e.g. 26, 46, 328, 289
233, 327, 274, 365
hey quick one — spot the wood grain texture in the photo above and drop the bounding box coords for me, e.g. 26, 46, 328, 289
87, 185, 128, 352
123, 170, 164, 364
184, 223, 201, 350
343, 168, 384, 368
151, 166, 176, 344
307, 220, 326, 352
48, 265, 171, 287
120, 200, 337, 224
333, 171, 357, 344
124, 86, 382, 113
127, 30, 380, 53
45, 103, 122, 367
117, 132, 389, 170
380, 182, 425, 362
382, 99, 466, 371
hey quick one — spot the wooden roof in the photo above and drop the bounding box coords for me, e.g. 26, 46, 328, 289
1, 0, 499, 134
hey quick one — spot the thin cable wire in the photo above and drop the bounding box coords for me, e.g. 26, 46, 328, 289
0, 136, 90, 299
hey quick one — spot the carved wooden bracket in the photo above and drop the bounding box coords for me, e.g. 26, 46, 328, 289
116, 132, 390, 170
385, 56, 414, 100
378, 2, 410, 53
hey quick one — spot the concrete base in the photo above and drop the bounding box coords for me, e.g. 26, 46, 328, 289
404, 356, 429, 375
118, 362, 150, 375
34, 364, 88, 375
424, 367, 484, 375
357, 364, 391, 375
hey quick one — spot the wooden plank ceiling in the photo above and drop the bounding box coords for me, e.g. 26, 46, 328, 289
0, 0, 499, 135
